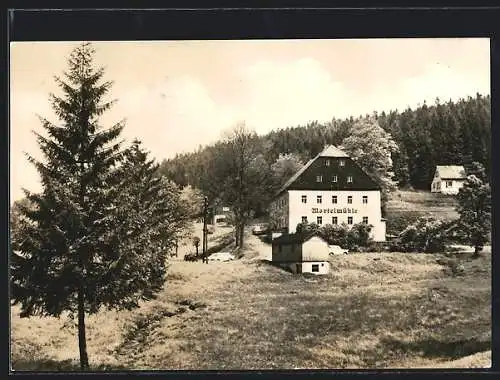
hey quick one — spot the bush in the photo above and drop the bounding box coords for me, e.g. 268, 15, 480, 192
319, 223, 349, 247
318, 222, 373, 251
365, 242, 385, 253
385, 211, 425, 236
295, 222, 319, 235
392, 217, 451, 253
346, 223, 373, 249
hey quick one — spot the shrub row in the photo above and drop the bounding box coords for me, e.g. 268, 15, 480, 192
389, 218, 455, 253
296, 222, 373, 251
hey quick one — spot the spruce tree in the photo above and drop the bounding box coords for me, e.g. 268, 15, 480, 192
456, 169, 491, 257
114, 139, 187, 260
10, 43, 176, 370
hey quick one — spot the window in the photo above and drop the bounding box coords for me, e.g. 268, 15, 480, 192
363, 217, 368, 224
311, 264, 319, 272
317, 195, 322, 204
332, 175, 338, 183
325, 159, 330, 166
339, 159, 345, 167
317, 216, 323, 225
332, 195, 338, 204
362, 196, 368, 204
301, 195, 307, 203
347, 176, 353, 183
332, 216, 338, 225
316, 175, 323, 183
302, 216, 308, 224
347, 196, 352, 204
446, 181, 453, 187
348, 216, 353, 225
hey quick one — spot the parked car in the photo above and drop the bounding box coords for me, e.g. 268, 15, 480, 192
329, 245, 349, 255
252, 223, 269, 236
209, 252, 235, 262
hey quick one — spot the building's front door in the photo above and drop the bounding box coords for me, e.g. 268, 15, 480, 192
296, 263, 302, 274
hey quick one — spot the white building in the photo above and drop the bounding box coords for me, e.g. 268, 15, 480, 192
271, 232, 330, 275
270, 145, 386, 242
212, 206, 231, 224
431, 165, 466, 195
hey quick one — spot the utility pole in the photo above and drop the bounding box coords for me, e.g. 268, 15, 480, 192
202, 196, 208, 264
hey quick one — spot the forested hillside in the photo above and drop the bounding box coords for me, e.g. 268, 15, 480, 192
159, 94, 490, 194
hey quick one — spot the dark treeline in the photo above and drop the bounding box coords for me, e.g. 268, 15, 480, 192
159, 93, 490, 192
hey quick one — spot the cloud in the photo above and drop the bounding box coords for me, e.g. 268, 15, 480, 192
9, 91, 55, 202
115, 58, 351, 160
114, 75, 239, 160
233, 58, 351, 132
397, 62, 490, 109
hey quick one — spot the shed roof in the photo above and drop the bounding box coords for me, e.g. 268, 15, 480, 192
272, 231, 327, 245
436, 165, 466, 180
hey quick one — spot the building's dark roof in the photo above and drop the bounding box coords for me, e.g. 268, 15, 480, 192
272, 231, 327, 245
277, 145, 349, 195
275, 145, 380, 197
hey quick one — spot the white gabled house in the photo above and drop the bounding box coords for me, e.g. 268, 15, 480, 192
431, 165, 466, 195
271, 232, 330, 275
269, 145, 386, 242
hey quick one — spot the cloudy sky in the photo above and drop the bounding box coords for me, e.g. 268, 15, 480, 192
10, 38, 490, 202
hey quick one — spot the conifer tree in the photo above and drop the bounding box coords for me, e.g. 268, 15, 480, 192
456, 168, 491, 257
10, 43, 178, 370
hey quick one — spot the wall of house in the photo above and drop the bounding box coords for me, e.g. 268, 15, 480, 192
301, 236, 330, 261
285, 190, 386, 241
271, 242, 302, 262
300, 261, 330, 275
280, 261, 330, 275
440, 179, 465, 195
431, 178, 464, 195
270, 192, 289, 231
431, 178, 442, 193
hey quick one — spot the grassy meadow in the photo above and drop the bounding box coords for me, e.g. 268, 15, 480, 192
10, 191, 491, 370
385, 190, 459, 235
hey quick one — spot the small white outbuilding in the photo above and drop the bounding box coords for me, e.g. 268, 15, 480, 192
431, 165, 466, 195
271, 232, 330, 275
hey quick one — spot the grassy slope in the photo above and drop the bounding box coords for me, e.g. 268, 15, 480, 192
11, 192, 491, 371
11, 247, 491, 370
385, 190, 459, 235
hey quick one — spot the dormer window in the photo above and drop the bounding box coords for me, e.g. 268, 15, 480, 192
339, 159, 345, 167
347, 176, 353, 183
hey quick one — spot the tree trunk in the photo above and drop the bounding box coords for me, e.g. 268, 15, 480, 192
473, 244, 481, 258
239, 225, 245, 248
78, 287, 90, 370
234, 224, 240, 247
